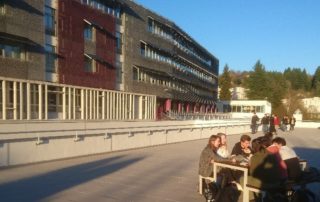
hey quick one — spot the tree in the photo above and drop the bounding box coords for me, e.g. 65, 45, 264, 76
311, 66, 320, 96
244, 60, 269, 100
219, 64, 232, 100
266, 71, 287, 111
284, 68, 311, 91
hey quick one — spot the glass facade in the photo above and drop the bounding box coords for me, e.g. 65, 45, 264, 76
116, 32, 122, 51
84, 23, 93, 41
140, 42, 216, 84
45, 44, 57, 73
231, 105, 265, 113
147, 18, 212, 68
0, 43, 24, 60
84, 55, 95, 73
45, 6, 56, 36
81, 0, 121, 18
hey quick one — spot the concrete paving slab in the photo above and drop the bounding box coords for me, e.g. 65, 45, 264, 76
0, 128, 319, 202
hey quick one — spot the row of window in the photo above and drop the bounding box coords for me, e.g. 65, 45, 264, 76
133, 67, 185, 93
81, 0, 121, 18
0, 0, 5, 15
45, 6, 56, 36
231, 105, 265, 113
84, 22, 122, 51
140, 42, 215, 84
0, 43, 24, 60
132, 67, 213, 98
45, 44, 57, 73
147, 18, 212, 67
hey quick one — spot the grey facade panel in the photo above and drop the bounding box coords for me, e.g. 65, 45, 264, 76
0, 0, 45, 81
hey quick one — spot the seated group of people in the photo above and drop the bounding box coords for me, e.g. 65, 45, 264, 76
199, 132, 302, 194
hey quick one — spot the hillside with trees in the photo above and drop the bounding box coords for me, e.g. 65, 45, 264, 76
218, 60, 320, 118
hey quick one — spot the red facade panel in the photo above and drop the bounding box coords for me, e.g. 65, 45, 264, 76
58, 0, 116, 90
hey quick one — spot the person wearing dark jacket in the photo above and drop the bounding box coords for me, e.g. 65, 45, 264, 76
251, 112, 259, 134
231, 134, 253, 160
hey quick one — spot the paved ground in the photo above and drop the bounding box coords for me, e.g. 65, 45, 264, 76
0, 128, 320, 202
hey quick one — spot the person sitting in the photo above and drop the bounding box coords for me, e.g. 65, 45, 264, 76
272, 137, 302, 181
248, 137, 285, 193
199, 135, 232, 178
231, 134, 253, 162
267, 139, 288, 180
217, 133, 229, 158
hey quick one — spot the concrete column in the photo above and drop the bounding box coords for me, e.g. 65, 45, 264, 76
85, 89, 89, 120
102, 91, 105, 119
106, 91, 110, 120
45, 85, 48, 120
13, 81, 17, 120
2, 80, 6, 120
116, 92, 119, 120
68, 87, 71, 119
178, 102, 182, 113
26, 82, 30, 120
129, 94, 133, 120
89, 90, 92, 119
186, 103, 190, 113
81, 89, 85, 120
112, 92, 116, 120
19, 82, 23, 120
62, 87, 66, 120
132, 94, 135, 120
165, 99, 171, 112
38, 84, 42, 120
73, 88, 76, 119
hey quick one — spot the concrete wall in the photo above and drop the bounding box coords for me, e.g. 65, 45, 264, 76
0, 119, 251, 167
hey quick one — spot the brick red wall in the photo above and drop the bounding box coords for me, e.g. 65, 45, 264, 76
58, 0, 116, 90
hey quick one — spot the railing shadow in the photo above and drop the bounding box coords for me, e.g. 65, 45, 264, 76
0, 155, 145, 201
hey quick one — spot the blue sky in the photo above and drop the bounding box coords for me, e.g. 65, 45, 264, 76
135, 0, 320, 75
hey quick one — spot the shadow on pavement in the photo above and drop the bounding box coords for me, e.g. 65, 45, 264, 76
0, 155, 145, 201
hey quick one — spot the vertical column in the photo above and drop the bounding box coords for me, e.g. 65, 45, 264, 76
124, 93, 129, 120
97, 91, 100, 119
68, 87, 71, 119
81, 89, 85, 120
93, 90, 96, 119
131, 95, 136, 119
38, 84, 42, 120
165, 99, 171, 112
19, 82, 24, 120
89, 90, 92, 119
73, 88, 76, 119
154, 96, 157, 120
129, 94, 132, 120
45, 84, 48, 120
62, 86, 66, 120
116, 92, 119, 120
102, 91, 105, 119
13, 81, 17, 120
106, 91, 110, 120
2, 80, 6, 120
26, 82, 31, 120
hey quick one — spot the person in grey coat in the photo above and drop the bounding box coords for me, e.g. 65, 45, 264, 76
198, 135, 231, 177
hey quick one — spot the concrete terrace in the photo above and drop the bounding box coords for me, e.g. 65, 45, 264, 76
0, 128, 320, 202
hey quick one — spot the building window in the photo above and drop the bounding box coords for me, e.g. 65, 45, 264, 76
0, 0, 5, 15
116, 32, 122, 52
84, 55, 95, 72
45, 6, 56, 36
45, 44, 57, 73
133, 67, 138, 80
0, 43, 24, 60
84, 23, 93, 41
